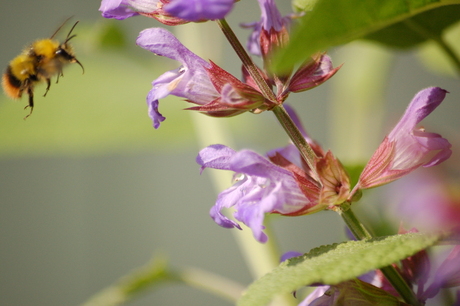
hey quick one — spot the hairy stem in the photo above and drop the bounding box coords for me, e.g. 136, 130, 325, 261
272, 105, 318, 176
215, 19, 277, 102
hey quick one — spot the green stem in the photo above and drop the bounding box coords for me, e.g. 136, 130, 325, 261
338, 204, 421, 306
180, 267, 245, 302
215, 19, 277, 102
272, 105, 318, 176
215, 19, 318, 174
338, 202, 372, 240
403, 19, 460, 76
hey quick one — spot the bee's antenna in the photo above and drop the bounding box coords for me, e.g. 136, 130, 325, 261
50, 17, 73, 39
64, 21, 80, 44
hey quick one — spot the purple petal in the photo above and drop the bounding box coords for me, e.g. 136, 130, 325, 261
230, 149, 292, 178
280, 251, 303, 262
389, 87, 447, 137
137, 27, 209, 67
298, 286, 330, 306
258, 0, 285, 31
196, 144, 236, 172
199, 146, 313, 242
242, 0, 291, 57
99, 0, 140, 19
240, 21, 262, 56
422, 246, 460, 300
136, 28, 219, 127
388, 88, 451, 169
164, 0, 234, 21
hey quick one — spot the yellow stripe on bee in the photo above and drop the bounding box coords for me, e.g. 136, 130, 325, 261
9, 55, 36, 82
31, 39, 60, 58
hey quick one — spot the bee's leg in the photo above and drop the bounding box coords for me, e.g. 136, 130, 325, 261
24, 86, 34, 120
55, 69, 63, 84
43, 78, 51, 97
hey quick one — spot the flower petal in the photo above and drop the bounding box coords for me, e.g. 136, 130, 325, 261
164, 0, 234, 21
99, 0, 140, 19
137, 28, 220, 127
198, 145, 315, 242
196, 144, 236, 172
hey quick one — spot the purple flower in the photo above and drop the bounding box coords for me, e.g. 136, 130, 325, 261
357, 87, 452, 190
137, 28, 270, 128
164, 0, 235, 21
197, 144, 318, 243
197, 119, 350, 242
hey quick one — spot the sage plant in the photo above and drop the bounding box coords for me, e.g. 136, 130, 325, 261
95, 0, 460, 305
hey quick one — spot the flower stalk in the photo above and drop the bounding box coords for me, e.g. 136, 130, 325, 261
272, 104, 318, 177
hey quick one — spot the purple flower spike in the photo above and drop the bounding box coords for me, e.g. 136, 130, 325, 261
137, 28, 220, 128
358, 87, 452, 189
99, 0, 141, 19
197, 144, 314, 243
165, 0, 235, 21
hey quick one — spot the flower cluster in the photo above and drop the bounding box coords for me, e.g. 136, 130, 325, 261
198, 87, 451, 242
98, 0, 456, 305
197, 105, 350, 242
101, 0, 339, 128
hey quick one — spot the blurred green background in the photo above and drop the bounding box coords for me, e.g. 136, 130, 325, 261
0, 1, 459, 305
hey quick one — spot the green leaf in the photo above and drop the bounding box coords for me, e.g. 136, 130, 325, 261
365, 5, 460, 48
273, 0, 460, 72
237, 232, 440, 306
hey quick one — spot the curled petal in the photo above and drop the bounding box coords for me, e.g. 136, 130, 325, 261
136, 28, 219, 127
165, 0, 234, 21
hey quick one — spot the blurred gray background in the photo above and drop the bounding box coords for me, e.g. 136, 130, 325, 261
0, 1, 459, 306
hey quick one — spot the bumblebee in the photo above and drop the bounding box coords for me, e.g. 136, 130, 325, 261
2, 20, 84, 119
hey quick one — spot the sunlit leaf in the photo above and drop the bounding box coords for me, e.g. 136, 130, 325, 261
238, 232, 440, 306
272, 0, 460, 72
